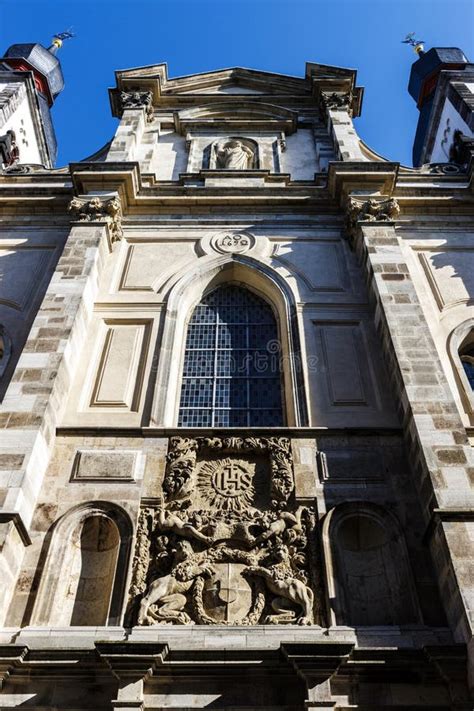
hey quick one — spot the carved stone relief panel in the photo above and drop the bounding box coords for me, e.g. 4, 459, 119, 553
128, 437, 321, 626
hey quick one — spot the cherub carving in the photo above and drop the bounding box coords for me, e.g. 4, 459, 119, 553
138, 541, 214, 625
251, 506, 306, 546
157, 508, 211, 544
245, 543, 314, 625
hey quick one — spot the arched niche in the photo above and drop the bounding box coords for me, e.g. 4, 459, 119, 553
322, 502, 421, 627
150, 254, 309, 427
32, 502, 133, 627
207, 137, 258, 170
448, 318, 474, 416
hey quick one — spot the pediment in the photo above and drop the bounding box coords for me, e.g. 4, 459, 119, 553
110, 62, 363, 117
174, 101, 298, 135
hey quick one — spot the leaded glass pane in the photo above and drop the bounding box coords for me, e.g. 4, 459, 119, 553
462, 359, 474, 390
178, 285, 284, 427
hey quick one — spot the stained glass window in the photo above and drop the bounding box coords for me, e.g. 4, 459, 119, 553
178, 285, 284, 427
461, 345, 474, 391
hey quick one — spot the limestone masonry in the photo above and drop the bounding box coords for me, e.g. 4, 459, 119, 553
0, 39, 473, 710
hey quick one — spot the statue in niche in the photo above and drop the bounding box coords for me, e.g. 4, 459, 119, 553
214, 139, 254, 170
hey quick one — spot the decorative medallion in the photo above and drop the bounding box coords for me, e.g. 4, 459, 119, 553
210, 231, 256, 255
197, 457, 255, 512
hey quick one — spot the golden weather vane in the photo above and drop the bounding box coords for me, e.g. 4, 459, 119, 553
49, 29, 75, 54
402, 33, 425, 56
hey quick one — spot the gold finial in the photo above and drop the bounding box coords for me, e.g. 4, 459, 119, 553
402, 32, 425, 56
49, 29, 75, 54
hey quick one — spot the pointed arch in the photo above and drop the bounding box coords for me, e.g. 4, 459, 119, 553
150, 254, 309, 427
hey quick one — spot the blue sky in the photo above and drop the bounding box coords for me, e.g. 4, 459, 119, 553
1, 0, 473, 168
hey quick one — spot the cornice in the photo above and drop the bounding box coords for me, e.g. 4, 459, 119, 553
0, 159, 473, 218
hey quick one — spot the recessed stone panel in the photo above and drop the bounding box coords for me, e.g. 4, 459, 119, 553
89, 321, 150, 410
71, 449, 141, 481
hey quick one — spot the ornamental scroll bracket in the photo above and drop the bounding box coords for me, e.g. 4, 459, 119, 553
68, 195, 123, 244
344, 196, 400, 245
128, 436, 322, 628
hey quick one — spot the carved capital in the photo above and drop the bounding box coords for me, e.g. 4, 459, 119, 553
344, 196, 400, 241
120, 90, 154, 123
321, 91, 353, 117
68, 195, 123, 243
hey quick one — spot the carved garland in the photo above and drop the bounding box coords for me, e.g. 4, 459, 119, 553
163, 436, 294, 510
192, 547, 266, 626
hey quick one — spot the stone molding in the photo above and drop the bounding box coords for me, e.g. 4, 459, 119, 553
68, 195, 123, 243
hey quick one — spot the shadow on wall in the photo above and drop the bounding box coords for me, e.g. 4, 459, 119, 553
20, 502, 133, 628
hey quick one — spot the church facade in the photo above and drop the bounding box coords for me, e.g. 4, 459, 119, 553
0, 40, 473, 709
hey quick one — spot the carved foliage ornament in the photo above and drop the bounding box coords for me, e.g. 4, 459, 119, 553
321, 91, 353, 117
129, 437, 321, 627
68, 196, 123, 243
162, 436, 294, 510
345, 196, 400, 242
120, 89, 154, 123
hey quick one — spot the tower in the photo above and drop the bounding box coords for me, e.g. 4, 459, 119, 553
408, 46, 474, 166
0, 35, 67, 168
0, 43, 473, 710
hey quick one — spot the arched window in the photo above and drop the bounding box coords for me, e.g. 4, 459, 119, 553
460, 344, 474, 390
178, 285, 284, 427
449, 321, 474, 415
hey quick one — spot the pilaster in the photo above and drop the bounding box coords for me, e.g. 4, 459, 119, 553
348, 211, 474, 668
106, 91, 153, 163
0, 213, 112, 623
321, 91, 366, 161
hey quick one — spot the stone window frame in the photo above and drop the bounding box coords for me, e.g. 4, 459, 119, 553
448, 319, 474, 415
149, 254, 309, 428
322, 501, 422, 627
31, 501, 133, 627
